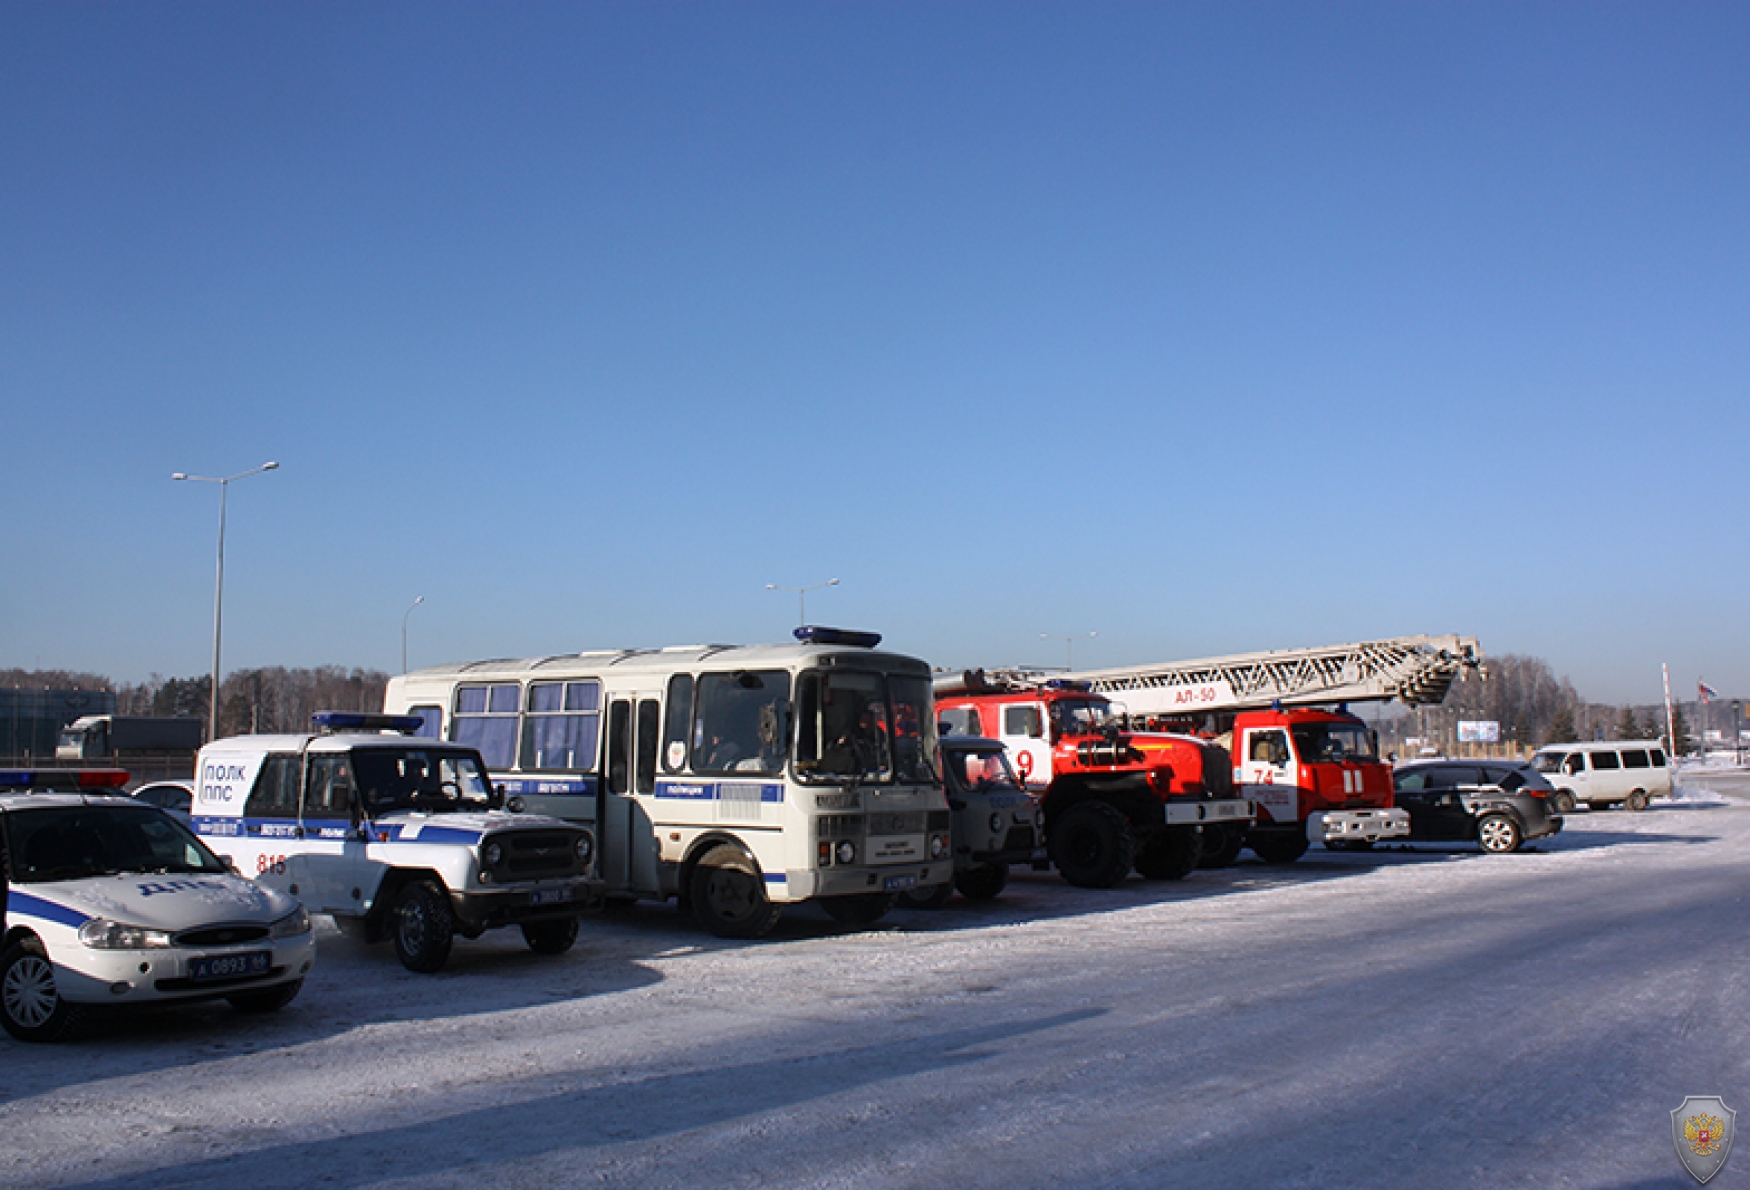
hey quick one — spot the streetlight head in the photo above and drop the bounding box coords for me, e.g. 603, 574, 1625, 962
171, 473, 188, 481
262, 461, 280, 471
413, 595, 424, 606
766, 583, 778, 590
828, 578, 840, 586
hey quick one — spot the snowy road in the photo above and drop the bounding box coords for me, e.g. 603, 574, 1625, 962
4, 775, 1747, 1189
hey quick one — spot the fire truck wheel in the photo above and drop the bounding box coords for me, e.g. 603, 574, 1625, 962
522, 916, 580, 955
391, 880, 456, 973
1049, 801, 1135, 888
821, 893, 894, 927
1248, 830, 1310, 864
690, 845, 783, 939
1551, 790, 1577, 815
1136, 827, 1200, 881
1196, 823, 1246, 869
897, 882, 954, 910
1475, 814, 1522, 854
954, 863, 1009, 901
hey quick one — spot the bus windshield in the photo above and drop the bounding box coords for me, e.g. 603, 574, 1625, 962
1289, 722, 1378, 763
795, 670, 939, 785
353, 748, 496, 815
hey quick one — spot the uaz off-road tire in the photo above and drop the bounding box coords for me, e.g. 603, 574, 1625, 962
821, 893, 894, 927
1049, 801, 1135, 889
391, 879, 456, 973
896, 882, 955, 910
953, 862, 1009, 901
690, 844, 783, 939
0, 940, 83, 1043
522, 916, 580, 955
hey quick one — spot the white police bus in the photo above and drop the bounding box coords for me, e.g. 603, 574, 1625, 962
383, 627, 953, 938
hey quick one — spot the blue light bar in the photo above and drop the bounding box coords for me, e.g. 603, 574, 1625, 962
0, 770, 131, 790
311, 711, 426, 734
1044, 679, 1093, 691
793, 625, 883, 649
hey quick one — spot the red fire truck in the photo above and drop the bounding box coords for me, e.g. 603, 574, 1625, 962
933, 673, 1254, 888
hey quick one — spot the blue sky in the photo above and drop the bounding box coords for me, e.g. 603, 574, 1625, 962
3, 2, 1745, 705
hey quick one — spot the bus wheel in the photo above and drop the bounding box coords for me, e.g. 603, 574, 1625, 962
690, 845, 782, 939
391, 880, 455, 973
1196, 823, 1246, 868
954, 863, 1009, 901
522, 917, 579, 955
1136, 827, 1200, 881
896, 882, 954, 910
1049, 801, 1135, 888
822, 893, 893, 927
1248, 830, 1310, 864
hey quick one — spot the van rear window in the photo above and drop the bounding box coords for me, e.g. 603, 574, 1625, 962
1621, 749, 1650, 769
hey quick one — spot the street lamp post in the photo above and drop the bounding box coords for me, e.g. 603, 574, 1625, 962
173, 461, 280, 742
402, 595, 425, 674
1042, 631, 1097, 671
765, 578, 839, 628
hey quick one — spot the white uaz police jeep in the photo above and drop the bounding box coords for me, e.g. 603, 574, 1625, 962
193, 713, 604, 973
0, 769, 316, 1043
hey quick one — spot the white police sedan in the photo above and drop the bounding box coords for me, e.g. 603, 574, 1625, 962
1, 770, 316, 1042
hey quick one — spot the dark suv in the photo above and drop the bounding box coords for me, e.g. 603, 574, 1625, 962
1391, 761, 1563, 854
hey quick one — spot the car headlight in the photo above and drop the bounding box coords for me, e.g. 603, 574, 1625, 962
270, 905, 312, 938
989, 813, 1004, 833
79, 919, 174, 950
835, 840, 856, 865
929, 833, 949, 859
484, 841, 504, 866
575, 832, 594, 864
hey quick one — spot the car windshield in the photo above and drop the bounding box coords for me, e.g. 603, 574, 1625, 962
4, 804, 228, 882
944, 747, 1022, 792
1051, 698, 1116, 736
1289, 722, 1378, 762
352, 748, 495, 815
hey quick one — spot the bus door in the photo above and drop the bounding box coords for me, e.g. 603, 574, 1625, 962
602, 693, 662, 895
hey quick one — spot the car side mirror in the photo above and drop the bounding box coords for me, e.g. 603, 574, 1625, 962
489, 784, 507, 811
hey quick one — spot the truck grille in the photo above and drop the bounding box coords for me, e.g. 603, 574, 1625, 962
490, 829, 582, 882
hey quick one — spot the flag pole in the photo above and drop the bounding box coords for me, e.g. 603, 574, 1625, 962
1663, 663, 1676, 758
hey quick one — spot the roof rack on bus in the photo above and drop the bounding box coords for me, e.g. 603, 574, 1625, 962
0, 769, 131, 790
310, 711, 426, 735
794, 625, 882, 649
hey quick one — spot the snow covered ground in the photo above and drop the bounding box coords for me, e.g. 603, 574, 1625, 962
4, 774, 1748, 1190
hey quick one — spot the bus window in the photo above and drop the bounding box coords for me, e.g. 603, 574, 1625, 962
663, 674, 694, 772
454, 683, 520, 770
693, 670, 790, 776
519, 680, 601, 772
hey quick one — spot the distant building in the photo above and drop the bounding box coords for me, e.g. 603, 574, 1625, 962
0, 688, 116, 758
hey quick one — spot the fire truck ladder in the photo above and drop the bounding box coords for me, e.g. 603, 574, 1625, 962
1003, 635, 1483, 716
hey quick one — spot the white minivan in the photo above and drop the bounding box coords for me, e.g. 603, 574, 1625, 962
1530, 741, 1672, 813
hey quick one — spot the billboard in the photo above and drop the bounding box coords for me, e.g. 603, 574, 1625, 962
1457, 720, 1500, 743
